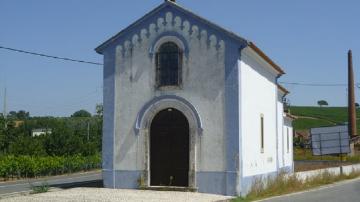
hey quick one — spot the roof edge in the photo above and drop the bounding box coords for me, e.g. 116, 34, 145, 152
248, 42, 285, 76
277, 84, 290, 95
95, 2, 169, 54
95, 1, 248, 54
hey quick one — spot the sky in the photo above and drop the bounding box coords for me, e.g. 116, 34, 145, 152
1, 0, 360, 117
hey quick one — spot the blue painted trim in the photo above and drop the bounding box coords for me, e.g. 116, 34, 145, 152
196, 171, 226, 195
102, 169, 115, 188
103, 170, 142, 189
104, 170, 239, 196
148, 31, 190, 57
196, 171, 238, 196
224, 44, 248, 195
95, 2, 248, 54
102, 49, 116, 174
224, 43, 240, 194
238, 47, 246, 196
134, 95, 203, 135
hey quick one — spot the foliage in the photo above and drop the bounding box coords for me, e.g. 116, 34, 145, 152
71, 110, 92, 118
95, 104, 103, 118
0, 154, 101, 180
0, 116, 102, 157
30, 182, 49, 194
0, 107, 103, 181
232, 170, 360, 202
317, 100, 328, 107
7, 110, 30, 120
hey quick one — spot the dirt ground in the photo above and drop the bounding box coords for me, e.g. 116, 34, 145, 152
1, 188, 233, 202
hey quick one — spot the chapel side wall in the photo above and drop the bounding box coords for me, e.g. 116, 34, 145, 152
277, 96, 284, 168
283, 118, 294, 169
110, 10, 229, 177
239, 50, 278, 179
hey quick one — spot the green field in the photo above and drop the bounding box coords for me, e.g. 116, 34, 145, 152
290, 106, 360, 133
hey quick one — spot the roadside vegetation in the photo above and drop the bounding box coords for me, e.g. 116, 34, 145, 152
30, 182, 50, 194
0, 105, 103, 181
233, 170, 360, 202
0, 154, 100, 180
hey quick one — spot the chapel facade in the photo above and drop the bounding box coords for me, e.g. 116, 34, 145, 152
96, 0, 293, 196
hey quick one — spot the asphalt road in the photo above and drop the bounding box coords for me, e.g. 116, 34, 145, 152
0, 171, 102, 198
262, 177, 360, 202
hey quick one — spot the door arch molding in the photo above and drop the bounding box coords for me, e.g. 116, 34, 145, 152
135, 95, 200, 188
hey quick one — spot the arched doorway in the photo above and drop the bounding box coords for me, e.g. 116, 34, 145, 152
150, 108, 189, 187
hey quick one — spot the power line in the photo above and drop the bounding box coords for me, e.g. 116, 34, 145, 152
0, 45, 103, 66
2, 45, 356, 88
279, 82, 349, 87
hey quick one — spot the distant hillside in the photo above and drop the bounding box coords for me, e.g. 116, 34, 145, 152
290, 106, 360, 133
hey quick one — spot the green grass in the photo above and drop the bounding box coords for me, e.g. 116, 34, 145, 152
293, 118, 335, 130
289, 106, 360, 133
290, 106, 352, 124
232, 170, 360, 202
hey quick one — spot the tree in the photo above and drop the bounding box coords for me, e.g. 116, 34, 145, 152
71, 110, 91, 118
7, 110, 30, 120
8, 111, 17, 119
356, 103, 359, 108
95, 104, 103, 118
317, 100, 328, 107
16, 110, 30, 120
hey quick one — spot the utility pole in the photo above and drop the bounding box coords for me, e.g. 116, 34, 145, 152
348, 50, 357, 138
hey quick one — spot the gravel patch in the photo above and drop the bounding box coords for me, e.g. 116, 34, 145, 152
2, 188, 233, 202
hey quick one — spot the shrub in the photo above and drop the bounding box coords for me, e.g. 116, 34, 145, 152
0, 154, 101, 180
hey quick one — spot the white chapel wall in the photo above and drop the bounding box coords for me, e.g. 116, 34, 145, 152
239, 48, 278, 177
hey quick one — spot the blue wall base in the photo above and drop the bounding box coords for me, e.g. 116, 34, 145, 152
103, 170, 142, 189
103, 170, 239, 196
196, 171, 226, 195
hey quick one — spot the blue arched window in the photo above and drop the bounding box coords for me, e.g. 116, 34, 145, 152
156, 42, 182, 87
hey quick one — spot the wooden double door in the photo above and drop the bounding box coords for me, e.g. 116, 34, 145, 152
150, 108, 189, 187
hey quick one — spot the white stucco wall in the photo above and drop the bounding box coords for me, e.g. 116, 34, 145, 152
277, 94, 285, 168
239, 48, 278, 177
111, 11, 227, 173
283, 118, 293, 168
276, 91, 294, 170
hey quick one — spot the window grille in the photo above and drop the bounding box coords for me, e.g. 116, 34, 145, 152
156, 42, 182, 87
